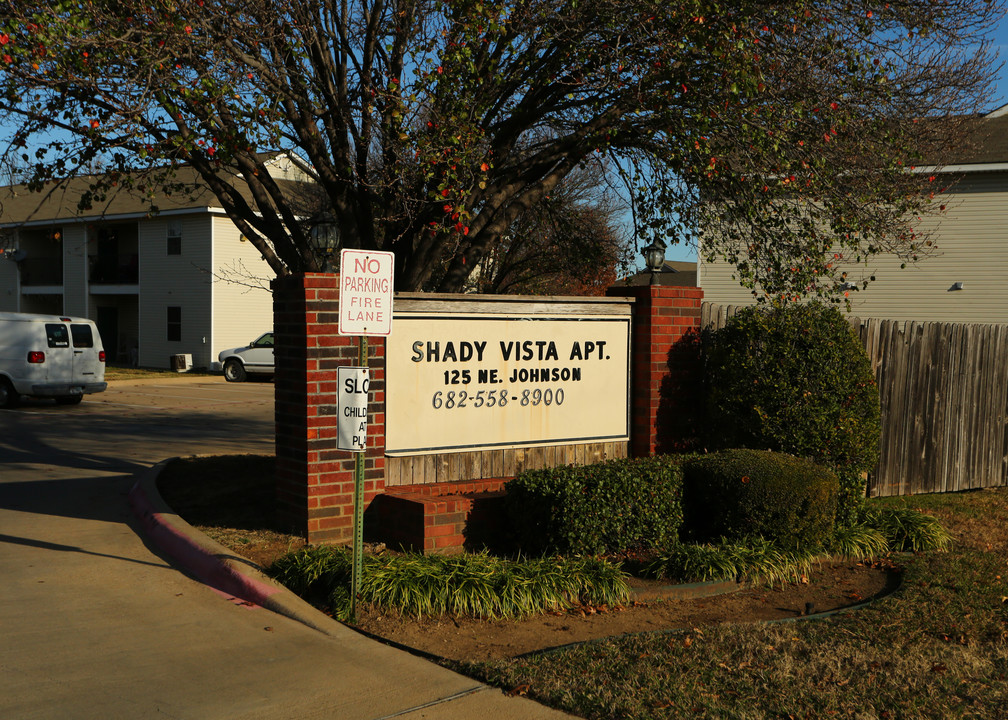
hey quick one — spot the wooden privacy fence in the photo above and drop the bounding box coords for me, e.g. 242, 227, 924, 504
701, 303, 1008, 497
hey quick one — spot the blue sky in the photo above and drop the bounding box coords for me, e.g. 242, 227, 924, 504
991, 10, 1008, 109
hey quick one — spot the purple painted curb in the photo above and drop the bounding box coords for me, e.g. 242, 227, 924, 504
129, 460, 338, 635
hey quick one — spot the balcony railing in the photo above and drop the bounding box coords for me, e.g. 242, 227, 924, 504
89, 254, 139, 285
18, 258, 63, 286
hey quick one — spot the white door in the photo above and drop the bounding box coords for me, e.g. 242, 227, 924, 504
42, 322, 72, 384
69, 323, 104, 384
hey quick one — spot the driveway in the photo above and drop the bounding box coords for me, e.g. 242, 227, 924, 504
0, 377, 570, 719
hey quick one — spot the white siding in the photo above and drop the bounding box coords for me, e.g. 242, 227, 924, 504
138, 214, 214, 368
699, 170, 1008, 324
62, 225, 87, 316
209, 216, 274, 368
0, 232, 17, 311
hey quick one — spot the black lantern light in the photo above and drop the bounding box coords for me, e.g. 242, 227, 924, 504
309, 214, 340, 273
642, 239, 666, 285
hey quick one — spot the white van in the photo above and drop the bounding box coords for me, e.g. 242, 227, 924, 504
0, 312, 107, 408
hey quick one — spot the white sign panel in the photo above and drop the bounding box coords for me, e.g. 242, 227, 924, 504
385, 314, 630, 455
338, 249, 395, 336
337, 366, 370, 452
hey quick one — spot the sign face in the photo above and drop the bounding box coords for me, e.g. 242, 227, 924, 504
338, 249, 395, 336
385, 314, 630, 455
337, 366, 370, 452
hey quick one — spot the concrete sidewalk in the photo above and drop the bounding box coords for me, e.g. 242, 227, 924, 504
128, 462, 577, 719
1, 461, 573, 720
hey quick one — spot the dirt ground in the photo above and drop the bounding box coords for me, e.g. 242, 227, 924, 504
227, 527, 901, 662
351, 559, 900, 661
156, 458, 902, 663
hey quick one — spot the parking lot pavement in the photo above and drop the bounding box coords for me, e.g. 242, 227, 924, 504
1, 376, 275, 472
0, 377, 575, 719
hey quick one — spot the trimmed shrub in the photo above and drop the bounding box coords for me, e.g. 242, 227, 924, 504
702, 302, 881, 525
681, 449, 839, 551
504, 456, 686, 556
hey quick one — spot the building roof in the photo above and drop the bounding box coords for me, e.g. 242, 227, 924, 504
923, 102, 1008, 167
945, 105, 1008, 165
0, 167, 218, 228
0, 153, 313, 228
618, 260, 698, 287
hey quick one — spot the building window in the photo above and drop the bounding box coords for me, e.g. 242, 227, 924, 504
167, 306, 181, 342
167, 220, 182, 255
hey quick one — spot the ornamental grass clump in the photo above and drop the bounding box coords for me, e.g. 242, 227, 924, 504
861, 505, 953, 552
646, 501, 950, 585
267, 544, 352, 610
643, 538, 818, 586
702, 302, 881, 526
826, 522, 889, 560
267, 547, 630, 622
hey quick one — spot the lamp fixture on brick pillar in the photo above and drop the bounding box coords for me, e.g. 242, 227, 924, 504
642, 239, 666, 285
309, 214, 340, 272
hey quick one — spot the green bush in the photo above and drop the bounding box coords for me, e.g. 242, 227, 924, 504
702, 302, 880, 525
504, 456, 686, 556
681, 449, 839, 551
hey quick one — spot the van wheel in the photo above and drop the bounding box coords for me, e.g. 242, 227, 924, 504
55, 395, 84, 406
223, 359, 247, 382
0, 378, 19, 409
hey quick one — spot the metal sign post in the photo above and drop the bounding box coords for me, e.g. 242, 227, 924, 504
337, 249, 394, 623
336, 360, 368, 621
352, 337, 367, 622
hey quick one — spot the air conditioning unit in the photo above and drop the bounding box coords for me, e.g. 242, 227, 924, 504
170, 353, 194, 372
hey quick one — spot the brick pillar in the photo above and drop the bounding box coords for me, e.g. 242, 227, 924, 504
607, 284, 704, 456
273, 274, 386, 544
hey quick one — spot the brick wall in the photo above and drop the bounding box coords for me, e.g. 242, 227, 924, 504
273, 276, 703, 547
273, 274, 386, 544
365, 479, 508, 553
607, 285, 704, 456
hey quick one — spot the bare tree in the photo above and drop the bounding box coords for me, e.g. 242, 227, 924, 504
474, 162, 632, 294
0, 0, 1001, 297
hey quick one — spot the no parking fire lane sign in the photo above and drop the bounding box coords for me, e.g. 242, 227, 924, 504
337, 248, 394, 337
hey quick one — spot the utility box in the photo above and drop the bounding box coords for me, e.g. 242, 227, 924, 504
170, 353, 193, 372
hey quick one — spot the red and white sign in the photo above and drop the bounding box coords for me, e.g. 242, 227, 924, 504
338, 249, 395, 336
